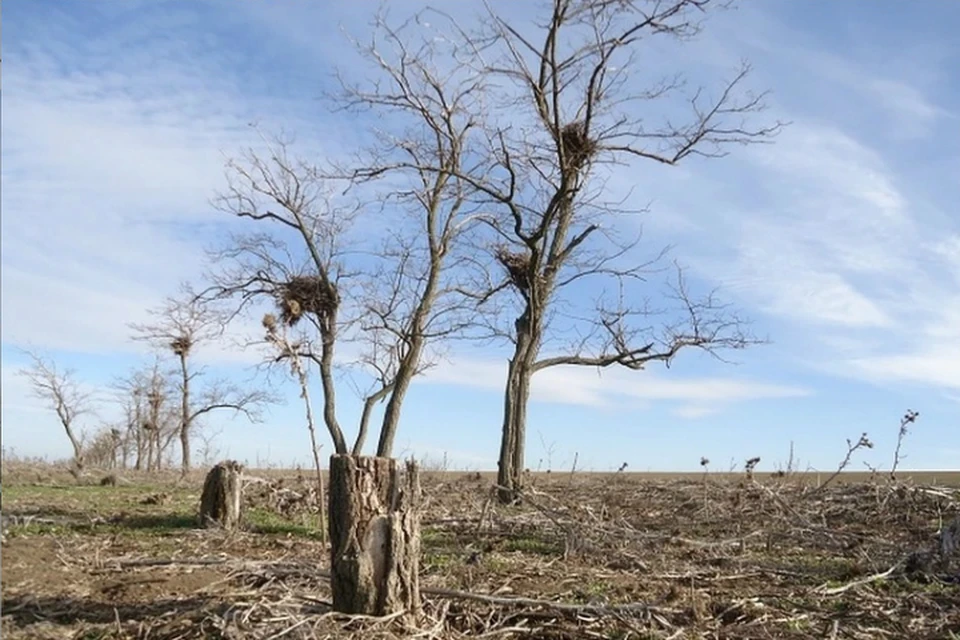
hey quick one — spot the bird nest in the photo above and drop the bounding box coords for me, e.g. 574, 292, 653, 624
559, 121, 597, 171
170, 335, 192, 357
277, 275, 337, 326
496, 246, 537, 292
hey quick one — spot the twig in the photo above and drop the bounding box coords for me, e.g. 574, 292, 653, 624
816, 561, 901, 595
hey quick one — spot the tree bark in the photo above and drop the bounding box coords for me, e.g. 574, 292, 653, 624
328, 455, 421, 617
198, 460, 243, 529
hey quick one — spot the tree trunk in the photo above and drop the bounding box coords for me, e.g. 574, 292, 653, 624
198, 460, 243, 529
328, 455, 421, 617
497, 365, 521, 504
179, 353, 192, 474
497, 312, 539, 504
61, 421, 85, 473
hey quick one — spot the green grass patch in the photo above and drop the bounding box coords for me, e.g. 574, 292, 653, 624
422, 551, 459, 571
3, 509, 198, 539
244, 507, 323, 538
502, 534, 562, 556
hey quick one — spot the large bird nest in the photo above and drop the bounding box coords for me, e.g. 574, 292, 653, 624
559, 121, 597, 171
496, 246, 538, 292
277, 275, 338, 326
170, 335, 192, 357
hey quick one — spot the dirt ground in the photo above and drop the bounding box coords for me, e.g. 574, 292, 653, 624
2, 466, 958, 639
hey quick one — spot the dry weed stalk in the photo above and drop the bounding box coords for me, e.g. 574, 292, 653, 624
263, 313, 327, 546
815, 433, 873, 494
890, 409, 920, 481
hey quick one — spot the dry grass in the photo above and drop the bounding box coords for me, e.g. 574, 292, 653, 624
2, 463, 958, 639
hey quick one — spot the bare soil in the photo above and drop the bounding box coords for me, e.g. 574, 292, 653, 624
2, 467, 958, 639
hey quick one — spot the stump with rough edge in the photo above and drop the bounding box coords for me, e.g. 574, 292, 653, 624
198, 460, 243, 529
328, 455, 421, 617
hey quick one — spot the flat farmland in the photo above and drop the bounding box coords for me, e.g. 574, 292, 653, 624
2, 466, 958, 639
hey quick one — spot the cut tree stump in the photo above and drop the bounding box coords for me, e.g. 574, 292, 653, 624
328, 455, 421, 617
198, 460, 243, 529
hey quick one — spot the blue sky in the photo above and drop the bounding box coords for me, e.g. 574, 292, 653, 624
2, 0, 958, 472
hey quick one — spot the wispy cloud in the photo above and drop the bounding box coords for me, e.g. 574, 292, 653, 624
421, 356, 810, 414
642, 109, 959, 395
1, 7, 333, 357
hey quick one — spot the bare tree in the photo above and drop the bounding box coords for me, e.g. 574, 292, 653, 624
18, 351, 93, 476
139, 360, 178, 472
130, 288, 270, 474
112, 358, 163, 471
407, 0, 782, 503
204, 111, 476, 612
82, 424, 125, 470
202, 24, 488, 609
205, 136, 426, 615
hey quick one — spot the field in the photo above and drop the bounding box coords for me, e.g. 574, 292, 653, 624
2, 465, 959, 639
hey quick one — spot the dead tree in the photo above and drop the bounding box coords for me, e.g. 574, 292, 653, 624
198, 460, 244, 529
18, 351, 93, 476
395, 0, 783, 503
131, 288, 270, 474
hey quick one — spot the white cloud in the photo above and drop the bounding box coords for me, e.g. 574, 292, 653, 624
681, 121, 913, 331
848, 348, 960, 392
421, 356, 810, 412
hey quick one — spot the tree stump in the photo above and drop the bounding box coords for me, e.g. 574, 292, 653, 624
198, 460, 243, 529
328, 455, 421, 617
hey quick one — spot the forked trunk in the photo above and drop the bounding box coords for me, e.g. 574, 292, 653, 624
198, 460, 243, 529
497, 313, 539, 504
328, 455, 421, 617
